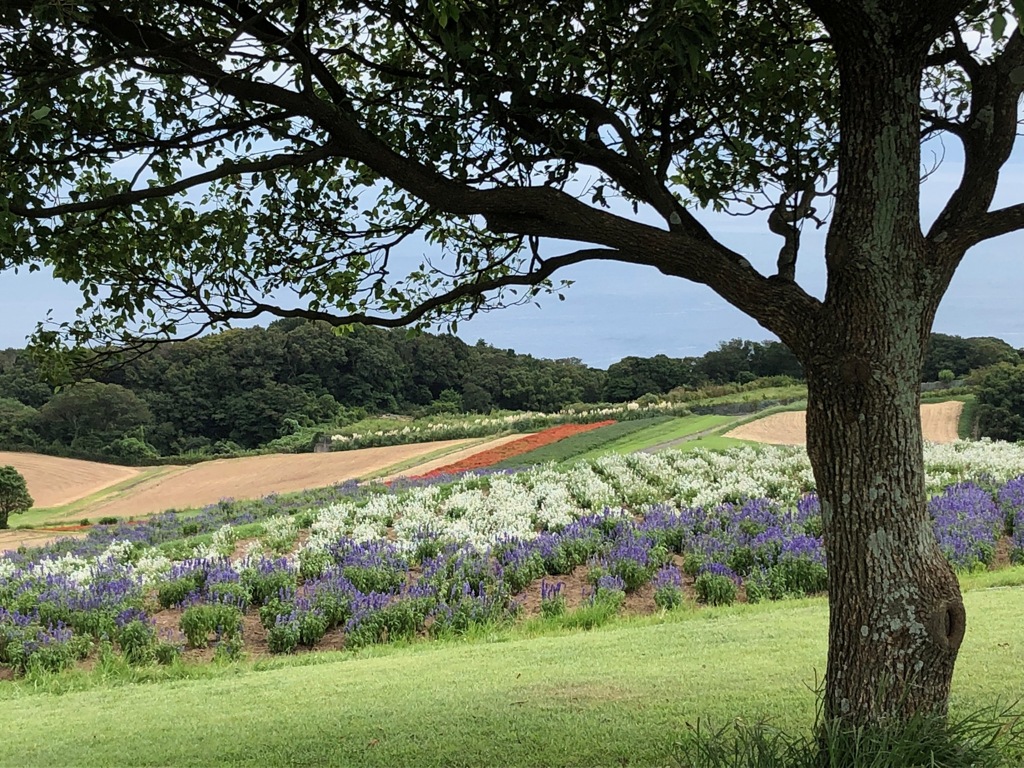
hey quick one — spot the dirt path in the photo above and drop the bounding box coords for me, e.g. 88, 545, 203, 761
639, 418, 749, 453
0, 452, 141, 509
723, 401, 965, 445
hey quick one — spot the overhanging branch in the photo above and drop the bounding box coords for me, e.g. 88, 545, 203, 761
8, 142, 339, 217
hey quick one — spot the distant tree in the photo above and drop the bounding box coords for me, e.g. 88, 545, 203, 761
604, 355, 695, 401
0, 349, 52, 409
0, 397, 39, 449
696, 340, 757, 384
0, 465, 33, 529
922, 334, 1020, 381
428, 388, 464, 415
974, 363, 1024, 441
460, 382, 493, 414
749, 341, 804, 380
34, 382, 152, 454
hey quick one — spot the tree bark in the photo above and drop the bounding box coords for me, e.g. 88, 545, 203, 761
801, 32, 966, 726
806, 341, 964, 725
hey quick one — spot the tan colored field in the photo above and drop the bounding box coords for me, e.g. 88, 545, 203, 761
74, 438, 507, 520
724, 401, 964, 446
0, 451, 141, 509
0, 528, 71, 552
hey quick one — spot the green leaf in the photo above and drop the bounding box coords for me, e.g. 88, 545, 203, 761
991, 13, 1007, 39
30, 106, 50, 119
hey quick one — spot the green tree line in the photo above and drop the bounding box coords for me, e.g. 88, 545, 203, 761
1, 325, 1017, 462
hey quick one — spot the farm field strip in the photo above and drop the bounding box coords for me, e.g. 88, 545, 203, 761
0, 451, 142, 509
6, 438, 504, 527
408, 421, 615, 478
0, 587, 1020, 767
575, 414, 739, 458
725, 401, 964, 445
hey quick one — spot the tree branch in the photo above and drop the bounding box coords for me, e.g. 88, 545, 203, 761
184, 248, 624, 328
11, 2, 823, 352
7, 142, 339, 217
956, 202, 1024, 248
928, 29, 1024, 253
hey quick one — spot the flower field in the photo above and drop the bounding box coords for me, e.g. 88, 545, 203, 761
406, 421, 615, 479
2, 441, 1023, 677
327, 402, 694, 451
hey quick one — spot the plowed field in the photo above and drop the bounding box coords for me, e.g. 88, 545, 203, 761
0, 451, 140, 508
723, 400, 964, 445
72, 438, 518, 520
1, 436, 528, 528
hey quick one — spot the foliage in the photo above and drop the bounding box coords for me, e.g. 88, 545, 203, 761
694, 571, 739, 607
178, 604, 243, 649
677, 703, 1024, 768
924, 334, 1021, 382
0, 442, 1023, 678
974, 363, 1024, 441
0, 464, 32, 529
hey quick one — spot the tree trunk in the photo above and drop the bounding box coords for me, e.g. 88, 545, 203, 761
806, 340, 964, 726
802, 34, 965, 726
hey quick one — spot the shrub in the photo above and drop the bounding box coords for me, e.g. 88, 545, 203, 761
497, 547, 546, 593
158, 574, 204, 609
346, 598, 431, 649
652, 565, 684, 610
694, 571, 738, 607
154, 639, 181, 665
240, 561, 297, 607
682, 552, 704, 577
213, 633, 245, 662
179, 604, 243, 648
539, 580, 566, 618
118, 620, 156, 664
341, 564, 404, 595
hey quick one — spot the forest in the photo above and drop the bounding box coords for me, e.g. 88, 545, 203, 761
0, 322, 1019, 462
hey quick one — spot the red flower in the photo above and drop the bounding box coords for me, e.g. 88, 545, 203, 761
410, 421, 616, 479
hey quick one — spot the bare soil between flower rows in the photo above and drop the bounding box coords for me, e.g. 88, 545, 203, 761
723, 401, 964, 445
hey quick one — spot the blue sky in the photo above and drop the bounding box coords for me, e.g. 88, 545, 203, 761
1, 156, 1022, 369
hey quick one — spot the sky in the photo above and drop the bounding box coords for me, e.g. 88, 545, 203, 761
1, 155, 1022, 370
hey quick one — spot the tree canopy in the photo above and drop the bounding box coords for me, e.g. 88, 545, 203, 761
0, 2, 1019, 356
0, 465, 33, 529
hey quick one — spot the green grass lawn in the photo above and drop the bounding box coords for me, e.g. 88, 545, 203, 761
2, 583, 1020, 767
489, 416, 676, 468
